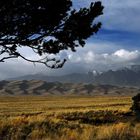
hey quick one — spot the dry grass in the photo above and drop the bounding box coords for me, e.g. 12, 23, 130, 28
0, 96, 139, 140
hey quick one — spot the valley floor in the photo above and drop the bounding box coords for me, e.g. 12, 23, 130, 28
0, 96, 139, 140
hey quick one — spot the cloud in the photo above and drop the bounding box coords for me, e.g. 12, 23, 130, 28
1, 37, 140, 80
0, 47, 140, 80
113, 49, 140, 61
84, 51, 95, 63
67, 48, 140, 71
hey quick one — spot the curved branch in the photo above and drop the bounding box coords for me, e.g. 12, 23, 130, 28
0, 56, 18, 62
18, 53, 67, 69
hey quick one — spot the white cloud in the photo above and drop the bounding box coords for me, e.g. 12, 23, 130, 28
113, 49, 140, 60
84, 51, 95, 63
67, 48, 140, 71
0, 47, 140, 80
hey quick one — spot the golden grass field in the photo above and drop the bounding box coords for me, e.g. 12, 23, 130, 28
0, 96, 139, 140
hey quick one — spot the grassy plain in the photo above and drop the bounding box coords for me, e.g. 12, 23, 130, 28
0, 96, 139, 140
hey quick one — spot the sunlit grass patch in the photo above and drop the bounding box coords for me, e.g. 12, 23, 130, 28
0, 96, 138, 140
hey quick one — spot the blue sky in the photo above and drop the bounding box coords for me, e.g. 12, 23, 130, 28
0, 0, 140, 79
76, 0, 140, 51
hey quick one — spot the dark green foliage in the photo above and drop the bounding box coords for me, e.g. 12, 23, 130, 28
131, 93, 140, 118
0, 0, 103, 68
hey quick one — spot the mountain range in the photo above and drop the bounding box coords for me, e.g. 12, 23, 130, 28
0, 65, 139, 96
8, 65, 140, 87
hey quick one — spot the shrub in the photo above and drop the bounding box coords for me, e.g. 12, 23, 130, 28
131, 93, 140, 119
